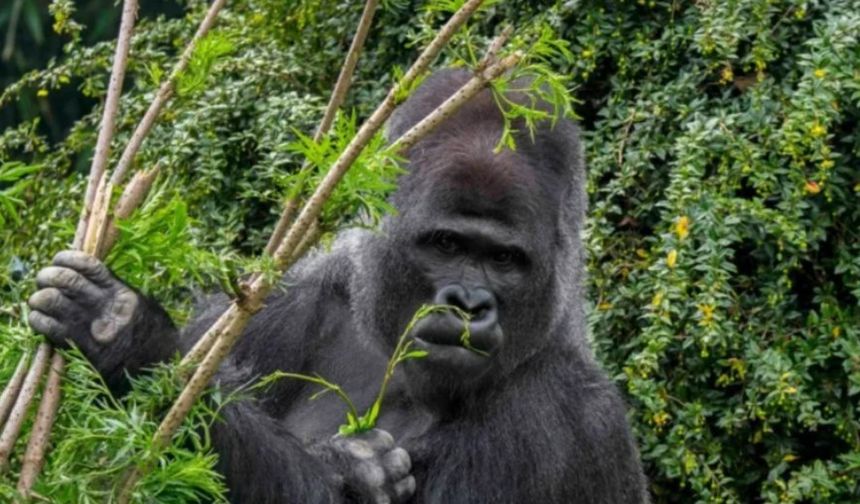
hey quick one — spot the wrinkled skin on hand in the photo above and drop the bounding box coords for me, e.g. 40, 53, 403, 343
28, 250, 178, 389
313, 429, 415, 504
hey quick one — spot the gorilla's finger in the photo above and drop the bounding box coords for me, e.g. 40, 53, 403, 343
339, 438, 375, 460
382, 448, 411, 480
28, 311, 70, 344
392, 476, 416, 502
28, 288, 77, 318
36, 266, 103, 302
53, 250, 115, 287
363, 429, 394, 451
355, 460, 386, 488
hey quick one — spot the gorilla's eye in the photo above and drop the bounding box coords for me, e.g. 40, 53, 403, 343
432, 232, 462, 255
491, 249, 523, 269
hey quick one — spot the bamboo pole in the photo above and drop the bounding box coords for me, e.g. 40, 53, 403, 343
0, 344, 51, 473
264, 0, 381, 256
16, 352, 64, 497
0, 353, 29, 427
118, 13, 522, 502
109, 0, 229, 187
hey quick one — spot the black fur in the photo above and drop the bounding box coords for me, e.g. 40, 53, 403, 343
29, 69, 648, 503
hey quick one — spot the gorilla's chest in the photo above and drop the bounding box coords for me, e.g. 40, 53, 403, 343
280, 335, 433, 444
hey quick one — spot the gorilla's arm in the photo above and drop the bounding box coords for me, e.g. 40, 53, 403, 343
29, 250, 414, 503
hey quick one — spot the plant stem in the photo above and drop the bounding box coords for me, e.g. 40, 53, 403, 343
389, 53, 522, 154
17, 352, 64, 497
73, 0, 139, 249
0, 344, 51, 474
264, 0, 380, 257
0, 352, 29, 427
110, 0, 229, 187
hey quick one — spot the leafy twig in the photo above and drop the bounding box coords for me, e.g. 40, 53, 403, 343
109, 0, 229, 186
264, 0, 381, 257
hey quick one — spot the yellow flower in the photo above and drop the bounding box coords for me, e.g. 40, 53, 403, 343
598, 302, 612, 311
675, 216, 690, 240
783, 454, 798, 463
813, 68, 826, 79
581, 48, 594, 58
651, 291, 664, 308
58, 75, 70, 84
652, 411, 671, 427
832, 326, 841, 338
810, 122, 826, 137
720, 66, 734, 84
667, 249, 678, 268
804, 180, 821, 194
37, 89, 49, 97
820, 159, 834, 170
698, 304, 715, 324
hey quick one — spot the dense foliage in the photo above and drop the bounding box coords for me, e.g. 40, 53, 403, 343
1, 0, 858, 502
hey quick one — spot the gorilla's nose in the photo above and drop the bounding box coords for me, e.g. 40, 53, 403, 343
434, 284, 498, 325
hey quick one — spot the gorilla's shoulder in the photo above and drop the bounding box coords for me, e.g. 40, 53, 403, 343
280, 228, 374, 301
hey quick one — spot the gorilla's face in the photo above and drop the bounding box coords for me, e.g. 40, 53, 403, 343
353, 69, 581, 406
361, 132, 565, 402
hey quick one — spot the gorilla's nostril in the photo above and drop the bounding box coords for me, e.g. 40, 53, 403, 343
434, 285, 498, 321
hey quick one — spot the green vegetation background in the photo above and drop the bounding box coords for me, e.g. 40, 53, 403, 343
1, 0, 859, 502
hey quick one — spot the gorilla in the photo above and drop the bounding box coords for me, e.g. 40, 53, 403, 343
28, 69, 648, 503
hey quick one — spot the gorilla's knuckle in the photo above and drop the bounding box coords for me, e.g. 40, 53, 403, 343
354, 460, 386, 488
392, 476, 416, 500
382, 448, 411, 477
344, 439, 376, 460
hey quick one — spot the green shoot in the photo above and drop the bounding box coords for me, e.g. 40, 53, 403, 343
263, 303, 482, 436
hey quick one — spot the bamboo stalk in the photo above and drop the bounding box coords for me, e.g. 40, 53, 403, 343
0, 344, 51, 473
0, 0, 141, 484
99, 164, 161, 256
17, 352, 65, 497
0, 353, 29, 427
390, 54, 521, 153
117, 8, 514, 500
73, 0, 140, 250
7, 0, 230, 486
264, 0, 380, 257
109, 0, 229, 187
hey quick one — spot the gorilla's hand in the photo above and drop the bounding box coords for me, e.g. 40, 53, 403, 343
27, 250, 178, 389
314, 429, 415, 504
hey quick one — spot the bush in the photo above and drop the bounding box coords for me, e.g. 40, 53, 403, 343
1, 0, 858, 502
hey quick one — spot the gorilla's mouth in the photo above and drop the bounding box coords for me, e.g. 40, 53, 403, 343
409, 312, 503, 371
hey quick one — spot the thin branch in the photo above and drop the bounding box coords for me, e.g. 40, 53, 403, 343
100, 164, 161, 256
117, 2, 491, 499
1, 0, 24, 62
390, 53, 522, 153
475, 25, 513, 73
109, 0, 229, 186
266, 0, 486, 273
16, 352, 65, 497
315, 0, 380, 140
0, 344, 51, 474
73, 0, 139, 249
0, 352, 29, 426
264, 0, 380, 256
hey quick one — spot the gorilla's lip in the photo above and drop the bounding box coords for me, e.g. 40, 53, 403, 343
408, 314, 502, 369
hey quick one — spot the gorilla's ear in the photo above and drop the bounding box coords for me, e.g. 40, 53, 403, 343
384, 69, 473, 143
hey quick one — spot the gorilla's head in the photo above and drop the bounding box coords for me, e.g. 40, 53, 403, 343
353, 69, 586, 406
